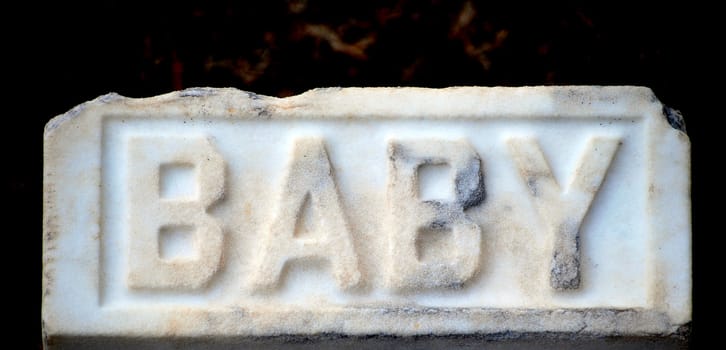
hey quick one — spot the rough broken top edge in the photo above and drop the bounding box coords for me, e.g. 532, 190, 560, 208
44, 86, 686, 138
44, 92, 125, 136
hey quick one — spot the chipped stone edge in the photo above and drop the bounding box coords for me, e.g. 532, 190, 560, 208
44, 85, 683, 127
662, 105, 687, 133
44, 93, 124, 137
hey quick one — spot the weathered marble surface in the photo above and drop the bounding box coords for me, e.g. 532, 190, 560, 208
43, 87, 690, 348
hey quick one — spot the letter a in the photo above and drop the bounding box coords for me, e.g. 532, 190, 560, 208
249, 138, 361, 291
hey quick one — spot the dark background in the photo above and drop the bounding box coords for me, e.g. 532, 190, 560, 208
8, 1, 713, 348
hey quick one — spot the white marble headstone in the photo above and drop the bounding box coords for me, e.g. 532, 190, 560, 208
42, 86, 691, 347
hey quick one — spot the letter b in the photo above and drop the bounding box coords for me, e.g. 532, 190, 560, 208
126, 136, 225, 289
386, 139, 485, 290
